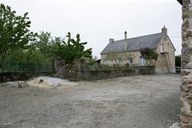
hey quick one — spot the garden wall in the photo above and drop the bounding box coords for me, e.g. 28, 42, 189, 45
0, 66, 155, 83
64, 66, 155, 81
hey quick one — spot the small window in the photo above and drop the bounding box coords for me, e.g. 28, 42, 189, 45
140, 56, 144, 66
160, 44, 164, 53
128, 58, 133, 64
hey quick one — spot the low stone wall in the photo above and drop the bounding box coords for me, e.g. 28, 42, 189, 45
0, 67, 155, 83
65, 66, 155, 81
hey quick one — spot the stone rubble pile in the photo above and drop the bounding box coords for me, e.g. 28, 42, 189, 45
26, 76, 77, 88
0, 76, 77, 88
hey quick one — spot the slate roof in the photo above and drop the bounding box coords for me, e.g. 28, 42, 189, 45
101, 33, 163, 54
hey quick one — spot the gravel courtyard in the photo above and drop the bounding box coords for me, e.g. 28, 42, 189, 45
0, 74, 180, 128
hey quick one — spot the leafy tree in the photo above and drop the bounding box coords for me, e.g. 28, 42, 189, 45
105, 53, 122, 66
52, 32, 92, 64
33, 31, 53, 56
2, 31, 54, 72
51, 37, 65, 59
140, 47, 158, 66
175, 55, 181, 67
0, 4, 34, 62
3, 46, 54, 72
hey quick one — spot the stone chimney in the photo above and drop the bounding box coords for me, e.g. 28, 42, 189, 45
124, 31, 127, 39
109, 38, 114, 44
161, 26, 167, 35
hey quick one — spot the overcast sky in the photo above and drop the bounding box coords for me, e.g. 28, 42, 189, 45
1, 0, 182, 58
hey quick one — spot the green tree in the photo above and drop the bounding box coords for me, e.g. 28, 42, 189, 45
34, 31, 53, 56
105, 53, 122, 66
52, 32, 92, 64
1, 31, 54, 72
175, 55, 181, 67
0, 4, 34, 62
140, 47, 158, 66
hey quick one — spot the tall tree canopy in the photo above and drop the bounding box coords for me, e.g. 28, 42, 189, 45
52, 32, 92, 64
0, 4, 34, 61
33, 31, 52, 56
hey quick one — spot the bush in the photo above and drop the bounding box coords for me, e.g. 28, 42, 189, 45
175, 55, 181, 67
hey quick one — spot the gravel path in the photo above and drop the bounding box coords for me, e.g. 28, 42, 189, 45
0, 74, 180, 128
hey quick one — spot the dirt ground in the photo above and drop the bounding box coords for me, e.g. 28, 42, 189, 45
0, 74, 180, 128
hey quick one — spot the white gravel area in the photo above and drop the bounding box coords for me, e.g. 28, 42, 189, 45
0, 74, 180, 128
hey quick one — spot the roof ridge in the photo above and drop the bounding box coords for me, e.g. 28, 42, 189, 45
114, 32, 162, 42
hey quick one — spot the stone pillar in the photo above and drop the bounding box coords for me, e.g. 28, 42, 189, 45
181, 0, 192, 127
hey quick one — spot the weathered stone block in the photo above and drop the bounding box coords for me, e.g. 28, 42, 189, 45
181, 123, 192, 128
182, 69, 191, 76
181, 69, 192, 98
181, 96, 192, 115
181, 114, 192, 124
182, 47, 192, 69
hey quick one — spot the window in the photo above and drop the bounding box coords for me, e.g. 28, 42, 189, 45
160, 43, 164, 53
128, 58, 133, 64
140, 56, 144, 66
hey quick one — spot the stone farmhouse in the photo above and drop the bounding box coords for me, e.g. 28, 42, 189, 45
101, 26, 176, 73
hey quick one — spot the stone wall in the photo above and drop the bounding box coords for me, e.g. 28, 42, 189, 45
63, 66, 155, 81
180, 0, 192, 127
0, 66, 155, 82
101, 51, 142, 66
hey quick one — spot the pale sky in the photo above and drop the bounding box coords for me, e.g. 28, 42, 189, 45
1, 0, 182, 58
